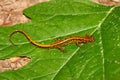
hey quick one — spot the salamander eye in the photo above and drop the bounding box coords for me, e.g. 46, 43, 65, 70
90, 39, 93, 41
92, 37, 95, 41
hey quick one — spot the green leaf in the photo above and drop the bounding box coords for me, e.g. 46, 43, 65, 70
0, 0, 120, 80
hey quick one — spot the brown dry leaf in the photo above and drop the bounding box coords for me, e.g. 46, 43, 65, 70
91, 0, 120, 6
0, 56, 31, 72
0, 0, 49, 26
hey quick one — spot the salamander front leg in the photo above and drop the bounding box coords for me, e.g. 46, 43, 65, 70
55, 38, 61, 42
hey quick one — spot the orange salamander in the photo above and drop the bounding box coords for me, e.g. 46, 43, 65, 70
9, 30, 94, 52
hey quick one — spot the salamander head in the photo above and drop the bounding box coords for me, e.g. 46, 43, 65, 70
83, 35, 94, 42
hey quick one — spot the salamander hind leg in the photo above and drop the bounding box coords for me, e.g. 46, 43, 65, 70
76, 42, 81, 47
56, 46, 66, 53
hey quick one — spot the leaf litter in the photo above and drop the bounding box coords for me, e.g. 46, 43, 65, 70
0, 56, 31, 72
91, 0, 120, 6
0, 0, 49, 26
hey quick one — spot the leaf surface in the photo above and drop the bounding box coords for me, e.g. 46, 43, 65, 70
0, 0, 120, 80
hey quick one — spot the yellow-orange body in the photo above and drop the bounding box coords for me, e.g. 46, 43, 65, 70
9, 30, 94, 52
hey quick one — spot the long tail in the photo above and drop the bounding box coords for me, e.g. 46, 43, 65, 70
9, 30, 51, 48
9, 30, 34, 45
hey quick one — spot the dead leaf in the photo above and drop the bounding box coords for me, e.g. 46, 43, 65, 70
91, 0, 120, 6
0, 56, 31, 72
0, 0, 49, 26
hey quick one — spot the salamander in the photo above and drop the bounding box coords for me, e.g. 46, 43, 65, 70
9, 30, 94, 52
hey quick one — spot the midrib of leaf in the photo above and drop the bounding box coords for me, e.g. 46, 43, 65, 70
92, 6, 116, 80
